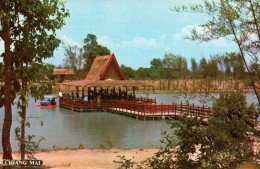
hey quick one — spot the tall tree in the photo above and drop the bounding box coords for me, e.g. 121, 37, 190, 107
0, 1, 13, 161
63, 45, 84, 79
205, 58, 219, 78
199, 58, 208, 78
163, 53, 176, 90
0, 0, 69, 161
83, 34, 110, 71
150, 58, 163, 70
191, 58, 199, 78
190, 58, 198, 72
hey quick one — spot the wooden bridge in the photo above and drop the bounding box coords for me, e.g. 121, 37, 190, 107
59, 97, 258, 125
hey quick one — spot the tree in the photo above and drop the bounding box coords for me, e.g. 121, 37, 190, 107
190, 58, 198, 72
150, 58, 163, 70
173, 0, 260, 104
163, 53, 177, 90
63, 45, 84, 79
169, 91, 258, 168
0, 1, 13, 161
45, 63, 56, 77
199, 58, 208, 78
117, 91, 258, 168
205, 58, 219, 78
135, 67, 150, 80
224, 55, 232, 77
0, 0, 69, 162
191, 58, 199, 79
83, 34, 110, 71
121, 64, 135, 79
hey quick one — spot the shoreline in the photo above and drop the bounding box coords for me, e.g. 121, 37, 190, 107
0, 149, 158, 169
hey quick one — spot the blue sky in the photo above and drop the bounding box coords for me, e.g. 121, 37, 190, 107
0, 0, 239, 69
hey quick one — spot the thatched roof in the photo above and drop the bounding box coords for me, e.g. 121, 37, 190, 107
52, 69, 74, 75
62, 54, 151, 88
85, 54, 125, 81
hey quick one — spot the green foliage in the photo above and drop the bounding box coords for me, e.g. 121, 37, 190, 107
121, 64, 135, 79
113, 155, 138, 169
63, 44, 85, 79
78, 143, 85, 149
0, 0, 69, 160
114, 91, 259, 168
170, 91, 257, 168
83, 34, 111, 71
15, 127, 46, 160
150, 58, 163, 70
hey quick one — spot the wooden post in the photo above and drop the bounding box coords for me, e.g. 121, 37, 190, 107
82, 87, 85, 99
71, 104, 74, 114
119, 87, 121, 98
106, 87, 109, 100
113, 87, 115, 99
133, 86, 135, 99
100, 87, 103, 97
94, 87, 97, 103
88, 87, 91, 101
175, 102, 177, 115
181, 101, 183, 116
76, 86, 79, 98
192, 103, 194, 118
202, 104, 205, 120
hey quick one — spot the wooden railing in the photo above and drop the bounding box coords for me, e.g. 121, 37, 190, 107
59, 97, 258, 124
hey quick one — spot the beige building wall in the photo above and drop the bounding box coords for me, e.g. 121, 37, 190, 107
103, 61, 122, 80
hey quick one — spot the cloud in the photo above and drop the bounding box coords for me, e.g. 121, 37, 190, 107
172, 24, 236, 48
97, 36, 116, 49
60, 35, 80, 47
122, 37, 161, 47
98, 36, 166, 49
173, 24, 206, 40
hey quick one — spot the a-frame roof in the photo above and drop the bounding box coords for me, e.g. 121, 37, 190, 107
85, 53, 125, 82
62, 53, 150, 87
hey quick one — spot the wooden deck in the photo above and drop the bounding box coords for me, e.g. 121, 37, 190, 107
59, 97, 258, 125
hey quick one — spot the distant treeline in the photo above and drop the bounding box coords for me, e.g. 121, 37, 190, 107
121, 52, 259, 81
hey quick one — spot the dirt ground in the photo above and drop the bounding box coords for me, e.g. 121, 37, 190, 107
0, 149, 158, 169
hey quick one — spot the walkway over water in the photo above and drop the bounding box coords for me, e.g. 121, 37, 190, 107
59, 97, 258, 125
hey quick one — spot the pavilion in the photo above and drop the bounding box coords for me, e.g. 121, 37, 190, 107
50, 68, 75, 82
62, 53, 151, 101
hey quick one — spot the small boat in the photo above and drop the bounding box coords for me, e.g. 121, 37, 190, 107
40, 100, 52, 106
42, 105, 59, 108
34, 96, 58, 107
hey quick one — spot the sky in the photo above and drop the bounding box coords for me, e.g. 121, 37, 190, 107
0, 0, 240, 69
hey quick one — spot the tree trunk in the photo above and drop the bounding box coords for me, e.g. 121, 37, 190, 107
2, 13, 13, 161
21, 10, 30, 160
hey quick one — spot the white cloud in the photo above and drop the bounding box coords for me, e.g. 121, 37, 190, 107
172, 24, 236, 48
98, 36, 166, 49
122, 37, 160, 47
173, 24, 206, 40
97, 36, 116, 49
61, 35, 80, 47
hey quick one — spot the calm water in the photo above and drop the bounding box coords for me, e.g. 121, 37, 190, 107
0, 93, 258, 152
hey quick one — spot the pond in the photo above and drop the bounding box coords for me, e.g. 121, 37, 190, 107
0, 93, 258, 152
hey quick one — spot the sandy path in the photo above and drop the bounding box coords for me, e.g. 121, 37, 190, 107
0, 149, 157, 169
